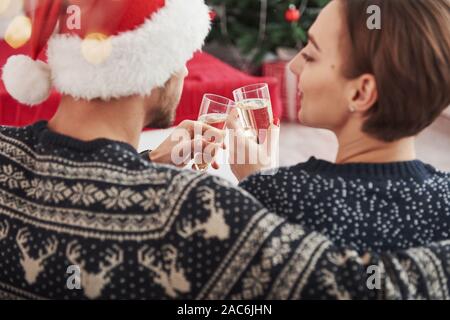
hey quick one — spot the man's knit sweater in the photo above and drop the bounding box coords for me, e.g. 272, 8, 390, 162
0, 121, 449, 300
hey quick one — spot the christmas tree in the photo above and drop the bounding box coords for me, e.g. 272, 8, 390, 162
206, 0, 330, 70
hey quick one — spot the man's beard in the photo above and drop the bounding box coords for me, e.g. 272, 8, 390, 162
146, 105, 175, 129
144, 88, 180, 129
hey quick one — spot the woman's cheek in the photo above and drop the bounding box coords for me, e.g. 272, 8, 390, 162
299, 68, 338, 128
298, 68, 319, 123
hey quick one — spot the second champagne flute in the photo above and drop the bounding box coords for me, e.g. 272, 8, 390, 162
193, 94, 235, 171
233, 83, 274, 143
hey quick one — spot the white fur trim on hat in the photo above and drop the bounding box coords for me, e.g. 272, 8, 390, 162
2, 55, 52, 106
47, 0, 211, 101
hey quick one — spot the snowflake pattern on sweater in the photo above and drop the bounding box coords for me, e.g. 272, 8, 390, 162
0, 122, 449, 300
240, 158, 450, 252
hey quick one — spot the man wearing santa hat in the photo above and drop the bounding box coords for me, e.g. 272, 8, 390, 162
0, 0, 449, 300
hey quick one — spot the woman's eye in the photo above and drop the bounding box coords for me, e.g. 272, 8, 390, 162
301, 52, 314, 63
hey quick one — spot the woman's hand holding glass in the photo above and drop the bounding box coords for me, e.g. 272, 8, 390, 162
227, 109, 280, 182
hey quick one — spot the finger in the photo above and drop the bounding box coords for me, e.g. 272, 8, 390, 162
171, 139, 198, 166
214, 140, 226, 150
202, 142, 221, 163
197, 121, 225, 138
181, 120, 225, 142
191, 139, 224, 156
211, 161, 220, 170
268, 123, 281, 141
205, 130, 225, 145
262, 124, 280, 161
197, 142, 223, 169
273, 117, 280, 127
190, 138, 209, 160
190, 140, 222, 169
226, 109, 243, 131
259, 118, 280, 144
193, 124, 226, 149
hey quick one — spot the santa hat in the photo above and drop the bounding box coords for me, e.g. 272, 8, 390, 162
2, 0, 211, 106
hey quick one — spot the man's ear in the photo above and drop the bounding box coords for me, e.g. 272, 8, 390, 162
348, 74, 378, 113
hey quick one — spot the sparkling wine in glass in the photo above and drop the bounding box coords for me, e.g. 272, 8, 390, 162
198, 113, 229, 130
194, 94, 235, 171
233, 83, 273, 143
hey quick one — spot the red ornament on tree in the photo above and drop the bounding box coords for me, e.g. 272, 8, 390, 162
209, 9, 217, 21
285, 4, 301, 23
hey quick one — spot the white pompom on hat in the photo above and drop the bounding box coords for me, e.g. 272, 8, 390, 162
1, 0, 211, 106
3, 54, 51, 105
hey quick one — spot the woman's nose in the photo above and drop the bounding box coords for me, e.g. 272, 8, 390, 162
289, 53, 304, 76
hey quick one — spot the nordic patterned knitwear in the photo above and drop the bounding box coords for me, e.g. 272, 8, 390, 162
0, 121, 449, 300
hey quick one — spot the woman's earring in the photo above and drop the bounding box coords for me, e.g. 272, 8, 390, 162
349, 106, 356, 113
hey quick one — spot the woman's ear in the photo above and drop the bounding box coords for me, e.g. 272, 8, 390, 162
348, 74, 378, 113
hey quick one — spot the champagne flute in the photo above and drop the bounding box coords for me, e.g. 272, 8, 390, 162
193, 94, 235, 171
233, 83, 273, 143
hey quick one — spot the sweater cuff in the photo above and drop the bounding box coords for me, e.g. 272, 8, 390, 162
139, 150, 152, 162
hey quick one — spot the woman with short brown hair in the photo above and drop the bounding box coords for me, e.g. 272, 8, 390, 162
231, 0, 450, 252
